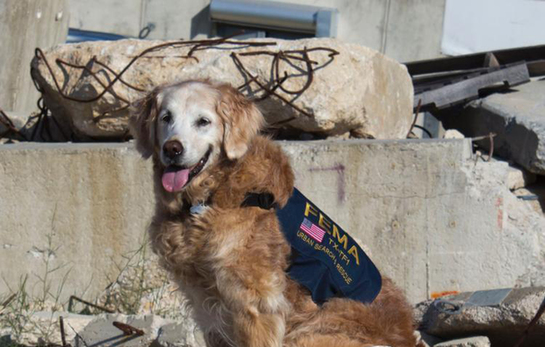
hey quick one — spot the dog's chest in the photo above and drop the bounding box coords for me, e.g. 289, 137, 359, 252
168, 207, 236, 267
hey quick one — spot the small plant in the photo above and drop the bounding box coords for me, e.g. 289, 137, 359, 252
96, 231, 179, 317
0, 226, 183, 346
0, 276, 32, 345
0, 226, 71, 346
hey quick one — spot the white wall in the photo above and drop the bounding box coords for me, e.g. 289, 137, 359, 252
69, 0, 447, 62
442, 0, 545, 55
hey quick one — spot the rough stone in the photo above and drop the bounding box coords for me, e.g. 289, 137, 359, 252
506, 164, 536, 191
31, 38, 413, 140
439, 80, 545, 174
435, 336, 490, 347
416, 287, 545, 347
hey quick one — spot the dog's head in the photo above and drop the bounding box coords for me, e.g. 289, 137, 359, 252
130, 80, 264, 193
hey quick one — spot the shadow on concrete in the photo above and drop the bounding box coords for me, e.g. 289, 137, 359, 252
521, 175, 545, 213
190, 5, 212, 39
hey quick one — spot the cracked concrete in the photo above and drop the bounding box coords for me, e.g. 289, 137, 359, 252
1, 139, 544, 303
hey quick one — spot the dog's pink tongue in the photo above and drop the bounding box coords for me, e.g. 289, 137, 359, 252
162, 167, 190, 193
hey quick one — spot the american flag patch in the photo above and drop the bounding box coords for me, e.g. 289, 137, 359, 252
300, 218, 326, 243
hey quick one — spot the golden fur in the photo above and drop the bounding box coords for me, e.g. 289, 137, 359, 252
130, 80, 419, 347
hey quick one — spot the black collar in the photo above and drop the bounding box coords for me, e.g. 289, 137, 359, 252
241, 192, 278, 210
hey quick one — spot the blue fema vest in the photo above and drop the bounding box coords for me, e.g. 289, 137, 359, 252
243, 188, 382, 305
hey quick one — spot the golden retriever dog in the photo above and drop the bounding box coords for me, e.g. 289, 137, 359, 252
130, 80, 419, 347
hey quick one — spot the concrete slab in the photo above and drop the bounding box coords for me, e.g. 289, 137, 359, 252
439, 80, 545, 175
0, 0, 69, 114
0, 142, 155, 303
1, 139, 545, 305
74, 313, 200, 347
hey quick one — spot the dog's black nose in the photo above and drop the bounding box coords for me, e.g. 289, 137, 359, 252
163, 140, 184, 159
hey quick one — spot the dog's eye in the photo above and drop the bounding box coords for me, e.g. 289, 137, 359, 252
161, 111, 172, 124
196, 117, 211, 127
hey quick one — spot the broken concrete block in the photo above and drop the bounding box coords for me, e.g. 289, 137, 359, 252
506, 164, 536, 191
439, 80, 545, 174
444, 129, 464, 139
435, 336, 490, 347
417, 287, 545, 347
153, 321, 204, 347
31, 38, 413, 140
1, 311, 94, 346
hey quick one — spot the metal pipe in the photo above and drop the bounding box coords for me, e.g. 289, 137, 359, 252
210, 0, 336, 35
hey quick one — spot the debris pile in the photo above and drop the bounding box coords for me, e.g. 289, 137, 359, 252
1, 23, 545, 347
414, 288, 545, 347
26, 37, 414, 141
439, 80, 545, 175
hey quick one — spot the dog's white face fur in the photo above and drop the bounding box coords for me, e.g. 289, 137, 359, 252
157, 82, 223, 171
130, 80, 264, 193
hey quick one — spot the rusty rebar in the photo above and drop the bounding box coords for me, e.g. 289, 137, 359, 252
113, 321, 144, 336
69, 295, 114, 314
406, 99, 423, 138
0, 293, 16, 314
472, 132, 497, 161
59, 316, 70, 347
30, 37, 340, 140
231, 52, 314, 118
25, 97, 70, 142
33, 37, 277, 105
0, 109, 28, 141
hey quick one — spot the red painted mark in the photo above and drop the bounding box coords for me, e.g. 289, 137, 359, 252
309, 164, 346, 203
431, 291, 460, 299
495, 197, 503, 230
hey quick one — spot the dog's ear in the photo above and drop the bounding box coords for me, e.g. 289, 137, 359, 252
216, 84, 264, 160
129, 89, 162, 159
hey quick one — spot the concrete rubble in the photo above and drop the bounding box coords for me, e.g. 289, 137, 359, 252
506, 163, 536, 191
76, 313, 201, 347
0, 311, 203, 347
415, 287, 545, 347
2, 15, 545, 347
439, 80, 545, 175
31, 38, 413, 140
